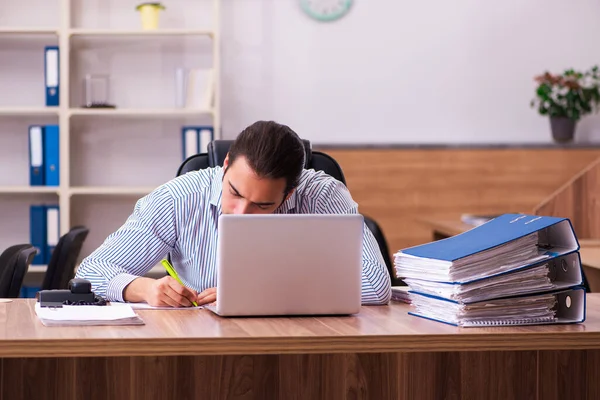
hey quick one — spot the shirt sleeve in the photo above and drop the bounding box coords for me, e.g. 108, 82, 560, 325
315, 178, 392, 305
74, 184, 178, 302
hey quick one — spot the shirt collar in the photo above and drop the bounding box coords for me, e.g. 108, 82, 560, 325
210, 165, 299, 214
209, 167, 223, 210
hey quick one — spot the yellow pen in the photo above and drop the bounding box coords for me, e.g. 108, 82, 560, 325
160, 259, 199, 307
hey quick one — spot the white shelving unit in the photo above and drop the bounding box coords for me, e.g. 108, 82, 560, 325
0, 0, 220, 270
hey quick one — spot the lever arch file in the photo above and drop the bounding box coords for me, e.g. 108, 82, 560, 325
395, 214, 579, 283
404, 251, 583, 303
408, 287, 586, 327
28, 125, 45, 186
44, 125, 59, 186
45, 205, 60, 264
44, 46, 59, 106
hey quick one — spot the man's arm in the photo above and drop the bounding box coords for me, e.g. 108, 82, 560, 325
75, 184, 178, 302
316, 179, 392, 305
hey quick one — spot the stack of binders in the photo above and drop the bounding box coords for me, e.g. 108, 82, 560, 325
394, 214, 585, 327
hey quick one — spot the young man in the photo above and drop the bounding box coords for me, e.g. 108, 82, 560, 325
75, 121, 391, 307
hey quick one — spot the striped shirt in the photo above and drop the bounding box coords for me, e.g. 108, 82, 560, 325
75, 166, 392, 305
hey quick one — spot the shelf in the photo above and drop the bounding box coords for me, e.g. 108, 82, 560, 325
0, 107, 59, 117
70, 187, 156, 196
69, 29, 214, 37
0, 27, 58, 35
0, 186, 60, 194
69, 108, 214, 117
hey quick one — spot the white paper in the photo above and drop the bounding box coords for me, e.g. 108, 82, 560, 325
35, 303, 144, 326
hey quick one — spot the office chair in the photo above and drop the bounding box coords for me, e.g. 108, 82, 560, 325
177, 139, 405, 286
8, 245, 37, 298
0, 244, 36, 298
41, 226, 90, 290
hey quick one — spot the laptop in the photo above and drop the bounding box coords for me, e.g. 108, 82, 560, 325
205, 214, 364, 317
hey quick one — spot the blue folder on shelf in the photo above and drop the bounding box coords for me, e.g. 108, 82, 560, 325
44, 125, 59, 186
45, 205, 60, 264
44, 46, 59, 106
181, 126, 214, 160
394, 214, 579, 284
29, 125, 45, 186
30, 205, 47, 265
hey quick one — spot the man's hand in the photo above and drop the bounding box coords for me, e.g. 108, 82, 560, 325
146, 276, 198, 307
197, 287, 216, 306
123, 276, 198, 307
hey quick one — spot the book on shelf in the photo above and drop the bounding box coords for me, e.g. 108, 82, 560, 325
394, 213, 585, 327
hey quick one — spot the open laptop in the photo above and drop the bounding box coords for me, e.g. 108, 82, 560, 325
204, 214, 364, 317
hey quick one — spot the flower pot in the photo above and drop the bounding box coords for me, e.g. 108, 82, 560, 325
549, 116, 577, 143
137, 4, 163, 30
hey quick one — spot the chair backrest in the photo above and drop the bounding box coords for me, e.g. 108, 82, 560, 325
178, 140, 347, 184
0, 244, 35, 298
8, 245, 37, 298
41, 226, 90, 290
176, 140, 400, 284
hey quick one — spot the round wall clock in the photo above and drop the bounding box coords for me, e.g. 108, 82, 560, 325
299, 0, 353, 22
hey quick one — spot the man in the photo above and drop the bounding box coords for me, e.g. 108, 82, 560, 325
75, 121, 391, 307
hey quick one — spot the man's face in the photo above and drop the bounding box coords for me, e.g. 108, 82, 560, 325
221, 155, 291, 214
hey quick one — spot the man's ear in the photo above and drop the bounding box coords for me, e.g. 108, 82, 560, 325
223, 153, 230, 169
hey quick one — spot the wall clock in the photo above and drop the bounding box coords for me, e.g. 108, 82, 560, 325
299, 0, 353, 22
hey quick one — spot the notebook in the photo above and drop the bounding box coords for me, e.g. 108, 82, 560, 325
403, 251, 583, 303
34, 303, 144, 326
409, 287, 586, 327
395, 214, 579, 283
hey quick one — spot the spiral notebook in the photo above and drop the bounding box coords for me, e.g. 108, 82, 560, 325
408, 287, 585, 327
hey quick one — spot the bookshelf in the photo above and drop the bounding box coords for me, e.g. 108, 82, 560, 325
0, 0, 220, 273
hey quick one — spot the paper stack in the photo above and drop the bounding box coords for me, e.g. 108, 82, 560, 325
394, 214, 586, 327
391, 286, 411, 303
35, 303, 144, 327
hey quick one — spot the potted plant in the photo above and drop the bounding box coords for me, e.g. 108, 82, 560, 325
530, 66, 600, 143
135, 2, 166, 30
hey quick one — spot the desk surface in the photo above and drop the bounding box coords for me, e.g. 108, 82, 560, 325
2, 298, 600, 358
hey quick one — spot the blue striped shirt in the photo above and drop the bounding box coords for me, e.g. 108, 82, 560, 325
75, 166, 392, 305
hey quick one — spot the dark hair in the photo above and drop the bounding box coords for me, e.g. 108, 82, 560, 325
228, 121, 305, 195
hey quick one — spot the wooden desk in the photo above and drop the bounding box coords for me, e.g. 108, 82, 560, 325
1, 299, 600, 400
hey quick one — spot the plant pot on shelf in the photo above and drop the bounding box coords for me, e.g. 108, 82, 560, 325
549, 116, 577, 143
136, 3, 165, 30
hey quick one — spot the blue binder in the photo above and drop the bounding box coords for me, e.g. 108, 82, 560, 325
181, 126, 200, 161
44, 46, 59, 106
404, 251, 584, 303
30, 205, 47, 265
197, 126, 214, 153
408, 287, 586, 327
44, 125, 59, 186
28, 125, 45, 186
396, 214, 580, 283
45, 205, 60, 264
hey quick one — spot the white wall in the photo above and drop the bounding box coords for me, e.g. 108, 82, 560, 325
220, 0, 600, 144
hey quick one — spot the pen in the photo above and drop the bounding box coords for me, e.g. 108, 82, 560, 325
160, 259, 199, 307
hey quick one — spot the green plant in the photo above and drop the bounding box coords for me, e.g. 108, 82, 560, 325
530, 66, 600, 120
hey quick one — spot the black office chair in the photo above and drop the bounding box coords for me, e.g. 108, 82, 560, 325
41, 226, 90, 290
0, 244, 37, 298
177, 139, 405, 286
8, 246, 37, 298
